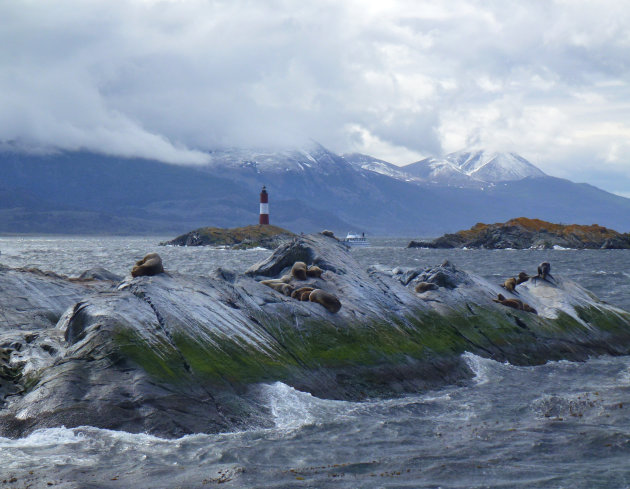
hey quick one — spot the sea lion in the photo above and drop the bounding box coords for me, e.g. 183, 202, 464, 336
309, 289, 342, 313
291, 261, 308, 280
522, 303, 538, 314
260, 279, 284, 286
291, 286, 315, 299
493, 294, 537, 314
284, 284, 295, 296
279, 274, 293, 283
516, 272, 530, 285
306, 265, 323, 278
265, 281, 294, 296
300, 290, 313, 301
415, 281, 439, 293
493, 294, 523, 310
131, 253, 164, 277
321, 230, 336, 238
534, 262, 553, 282
502, 277, 517, 293
265, 282, 285, 293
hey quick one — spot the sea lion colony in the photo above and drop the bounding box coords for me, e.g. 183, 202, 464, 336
259, 261, 343, 313
127, 254, 343, 314
409, 261, 548, 314
129, 254, 549, 317
500, 263, 551, 293
494, 262, 554, 314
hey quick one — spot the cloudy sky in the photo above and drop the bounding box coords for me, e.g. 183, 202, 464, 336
2, 0, 630, 195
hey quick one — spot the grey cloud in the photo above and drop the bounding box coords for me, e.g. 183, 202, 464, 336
1, 0, 629, 193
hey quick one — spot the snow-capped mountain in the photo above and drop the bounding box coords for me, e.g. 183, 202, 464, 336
402, 156, 481, 188
342, 153, 422, 183
403, 150, 546, 187
447, 150, 546, 182
205, 142, 353, 176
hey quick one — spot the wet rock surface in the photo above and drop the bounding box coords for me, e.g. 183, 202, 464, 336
1, 234, 630, 438
75, 267, 123, 282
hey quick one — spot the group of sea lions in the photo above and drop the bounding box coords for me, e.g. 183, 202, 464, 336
128, 253, 552, 318
128, 254, 341, 313
500, 271, 530, 293
259, 261, 342, 313
494, 262, 554, 315
501, 262, 554, 293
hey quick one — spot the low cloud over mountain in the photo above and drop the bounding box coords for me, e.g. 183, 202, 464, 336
1, 1, 629, 195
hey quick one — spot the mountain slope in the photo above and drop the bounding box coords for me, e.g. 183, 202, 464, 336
342, 153, 421, 182
0, 151, 354, 234
1, 147, 630, 236
403, 156, 481, 187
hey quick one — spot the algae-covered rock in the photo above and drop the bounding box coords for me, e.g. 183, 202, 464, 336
2, 235, 630, 438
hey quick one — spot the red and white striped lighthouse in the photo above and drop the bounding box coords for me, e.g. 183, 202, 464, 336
259, 185, 269, 225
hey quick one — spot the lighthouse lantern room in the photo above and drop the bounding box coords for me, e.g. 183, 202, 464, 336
259, 186, 269, 225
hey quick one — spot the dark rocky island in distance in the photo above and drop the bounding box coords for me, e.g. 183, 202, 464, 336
408, 217, 630, 250
160, 224, 295, 249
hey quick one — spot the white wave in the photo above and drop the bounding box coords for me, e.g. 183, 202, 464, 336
260, 382, 351, 431
0, 426, 85, 448
461, 351, 512, 385
0, 425, 181, 452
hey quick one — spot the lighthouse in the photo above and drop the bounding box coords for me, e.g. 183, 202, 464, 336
259, 185, 269, 225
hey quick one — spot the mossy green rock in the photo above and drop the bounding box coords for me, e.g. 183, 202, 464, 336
2, 234, 630, 438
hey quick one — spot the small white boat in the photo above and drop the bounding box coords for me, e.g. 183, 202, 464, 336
344, 232, 370, 247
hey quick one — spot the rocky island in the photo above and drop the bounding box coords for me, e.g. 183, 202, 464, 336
408, 217, 630, 249
1, 234, 630, 438
160, 224, 294, 249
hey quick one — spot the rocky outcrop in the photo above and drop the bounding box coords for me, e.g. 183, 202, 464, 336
75, 267, 123, 282
408, 217, 630, 249
2, 234, 630, 438
161, 224, 295, 249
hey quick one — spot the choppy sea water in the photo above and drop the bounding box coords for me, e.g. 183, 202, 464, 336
1, 236, 630, 488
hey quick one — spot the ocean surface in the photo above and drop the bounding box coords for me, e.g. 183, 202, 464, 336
1, 236, 630, 488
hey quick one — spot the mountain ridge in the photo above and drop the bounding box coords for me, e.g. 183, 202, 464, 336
1, 146, 629, 235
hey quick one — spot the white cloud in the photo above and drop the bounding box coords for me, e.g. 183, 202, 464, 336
1, 0, 629, 192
